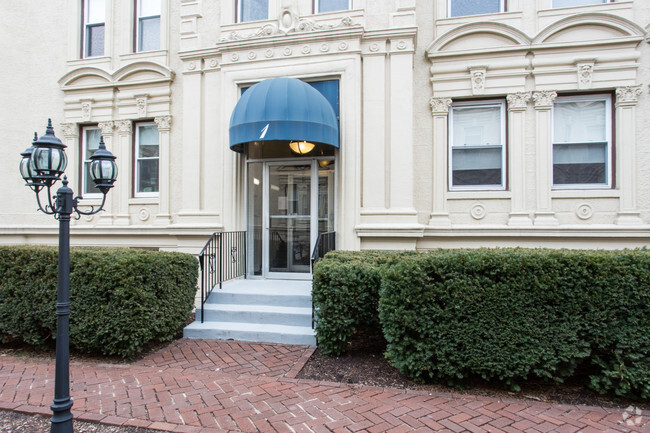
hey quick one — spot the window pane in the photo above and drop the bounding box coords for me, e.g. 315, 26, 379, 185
139, 16, 160, 51
452, 147, 502, 186
86, 24, 105, 57
86, 0, 105, 23
138, 125, 159, 158
137, 125, 159, 194
240, 0, 268, 22
137, 159, 159, 193
139, 0, 161, 17
552, 0, 607, 8
83, 128, 102, 195
554, 100, 606, 143
449, 0, 502, 17
452, 106, 502, 147
553, 142, 607, 184
318, 0, 350, 13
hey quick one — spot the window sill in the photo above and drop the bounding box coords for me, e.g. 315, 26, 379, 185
120, 50, 168, 62
437, 10, 522, 23
448, 190, 511, 200
129, 197, 159, 205
67, 56, 111, 67
551, 189, 619, 199
539, 1, 631, 17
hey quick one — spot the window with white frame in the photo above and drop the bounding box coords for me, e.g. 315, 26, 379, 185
315, 0, 351, 13
81, 126, 102, 196
237, 0, 268, 22
552, 94, 611, 188
448, 0, 505, 17
83, 0, 105, 58
449, 100, 506, 189
136, 0, 161, 52
135, 122, 159, 196
552, 0, 613, 8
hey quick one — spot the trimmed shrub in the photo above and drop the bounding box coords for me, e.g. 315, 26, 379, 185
0, 246, 198, 358
379, 248, 650, 400
312, 250, 414, 355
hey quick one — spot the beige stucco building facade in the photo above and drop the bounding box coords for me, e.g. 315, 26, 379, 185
2, 0, 650, 269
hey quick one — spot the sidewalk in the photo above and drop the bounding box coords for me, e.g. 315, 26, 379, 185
0, 339, 645, 433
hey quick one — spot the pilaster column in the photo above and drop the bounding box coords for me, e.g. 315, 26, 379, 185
429, 97, 452, 227
59, 122, 79, 194
113, 120, 132, 225
506, 92, 532, 226
361, 40, 387, 211
202, 58, 221, 223
388, 38, 417, 218
154, 116, 172, 225
96, 121, 115, 224
532, 91, 558, 226
177, 60, 203, 225
615, 85, 643, 225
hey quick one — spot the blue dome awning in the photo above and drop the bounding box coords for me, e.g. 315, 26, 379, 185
229, 77, 339, 153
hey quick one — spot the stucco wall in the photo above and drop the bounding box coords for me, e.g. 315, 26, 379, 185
1, 0, 649, 254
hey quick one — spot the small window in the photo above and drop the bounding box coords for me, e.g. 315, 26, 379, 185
135, 123, 160, 196
315, 0, 351, 13
83, 0, 105, 57
136, 0, 161, 52
448, 0, 505, 17
449, 100, 506, 190
81, 126, 103, 196
552, 95, 612, 188
237, 0, 269, 22
552, 0, 612, 8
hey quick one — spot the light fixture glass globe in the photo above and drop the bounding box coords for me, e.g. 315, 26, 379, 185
89, 136, 118, 193
289, 140, 315, 155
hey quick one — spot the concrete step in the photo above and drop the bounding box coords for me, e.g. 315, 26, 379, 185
197, 304, 313, 327
183, 321, 316, 345
185, 279, 316, 346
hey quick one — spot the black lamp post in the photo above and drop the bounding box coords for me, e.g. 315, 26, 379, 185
19, 119, 118, 433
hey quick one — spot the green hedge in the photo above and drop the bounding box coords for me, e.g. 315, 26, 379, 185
314, 248, 650, 400
312, 250, 414, 355
0, 246, 198, 358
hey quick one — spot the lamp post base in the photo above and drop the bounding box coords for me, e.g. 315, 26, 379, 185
50, 398, 74, 433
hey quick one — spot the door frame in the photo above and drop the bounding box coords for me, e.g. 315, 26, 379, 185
245, 157, 336, 280
263, 160, 316, 280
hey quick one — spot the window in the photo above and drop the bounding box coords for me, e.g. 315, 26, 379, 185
449, 100, 506, 189
552, 0, 613, 8
448, 0, 505, 17
552, 94, 611, 188
83, 0, 105, 57
315, 0, 351, 13
135, 122, 159, 196
81, 126, 102, 196
237, 0, 268, 22
136, 0, 161, 52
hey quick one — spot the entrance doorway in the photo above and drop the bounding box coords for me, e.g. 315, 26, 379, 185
247, 158, 335, 279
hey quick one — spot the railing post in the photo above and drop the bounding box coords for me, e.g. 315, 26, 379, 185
199, 252, 205, 323
243, 231, 247, 279
219, 233, 223, 290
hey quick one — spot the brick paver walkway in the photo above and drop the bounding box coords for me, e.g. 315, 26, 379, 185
0, 339, 646, 432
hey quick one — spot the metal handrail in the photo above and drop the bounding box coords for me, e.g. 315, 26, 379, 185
311, 231, 336, 270
199, 231, 247, 323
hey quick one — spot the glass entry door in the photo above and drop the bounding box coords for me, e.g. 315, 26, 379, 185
246, 159, 335, 279
267, 164, 312, 276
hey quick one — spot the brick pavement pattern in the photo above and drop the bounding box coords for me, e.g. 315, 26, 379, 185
0, 339, 646, 433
